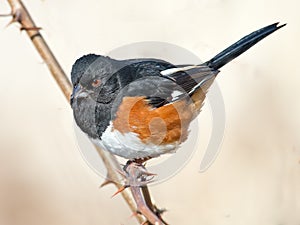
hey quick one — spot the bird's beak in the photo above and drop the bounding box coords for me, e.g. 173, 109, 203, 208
70, 84, 88, 105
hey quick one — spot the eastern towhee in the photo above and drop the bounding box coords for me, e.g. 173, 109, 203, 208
70, 23, 285, 162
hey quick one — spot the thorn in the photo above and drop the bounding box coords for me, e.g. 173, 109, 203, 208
3, 8, 19, 28
2, 7, 41, 31
129, 211, 139, 218
99, 179, 115, 188
5, 19, 14, 28
152, 205, 168, 224
142, 171, 157, 177
154, 206, 167, 215
128, 211, 149, 225
138, 179, 155, 187
128, 210, 142, 221
111, 185, 129, 198
0, 13, 12, 17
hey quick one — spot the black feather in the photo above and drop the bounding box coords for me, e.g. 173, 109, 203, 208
205, 23, 286, 70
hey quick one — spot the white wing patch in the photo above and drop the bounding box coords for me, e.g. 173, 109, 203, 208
188, 74, 213, 95
171, 90, 182, 98
170, 90, 184, 102
160, 65, 199, 76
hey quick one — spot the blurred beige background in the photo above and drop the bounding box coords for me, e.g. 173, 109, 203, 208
0, 0, 299, 224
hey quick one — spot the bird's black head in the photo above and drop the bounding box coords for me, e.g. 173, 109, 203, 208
70, 54, 121, 105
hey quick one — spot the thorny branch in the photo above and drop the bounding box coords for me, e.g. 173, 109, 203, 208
124, 163, 168, 225
2, 0, 164, 224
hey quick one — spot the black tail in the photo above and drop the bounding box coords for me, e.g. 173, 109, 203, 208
205, 22, 286, 70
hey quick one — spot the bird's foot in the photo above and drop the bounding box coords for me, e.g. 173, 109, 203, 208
110, 159, 155, 196
110, 160, 166, 224
123, 160, 156, 187
122, 160, 166, 225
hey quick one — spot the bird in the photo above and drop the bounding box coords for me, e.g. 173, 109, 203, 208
70, 22, 285, 163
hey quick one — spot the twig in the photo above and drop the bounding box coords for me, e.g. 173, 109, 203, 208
3, 0, 147, 223
131, 186, 163, 225
141, 186, 168, 225
124, 162, 166, 225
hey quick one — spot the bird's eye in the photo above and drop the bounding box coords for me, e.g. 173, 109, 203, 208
91, 79, 101, 87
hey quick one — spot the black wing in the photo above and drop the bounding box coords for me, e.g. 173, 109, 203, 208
113, 59, 218, 108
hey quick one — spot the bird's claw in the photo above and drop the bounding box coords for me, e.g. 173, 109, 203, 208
123, 161, 156, 187
111, 162, 156, 197
122, 161, 166, 225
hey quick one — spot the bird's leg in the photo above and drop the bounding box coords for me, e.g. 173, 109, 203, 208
123, 160, 167, 225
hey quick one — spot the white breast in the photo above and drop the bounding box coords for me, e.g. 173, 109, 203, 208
91, 122, 178, 159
